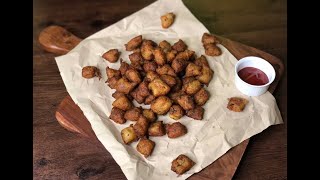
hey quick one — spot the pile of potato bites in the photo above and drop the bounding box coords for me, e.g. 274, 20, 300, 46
81, 32, 248, 175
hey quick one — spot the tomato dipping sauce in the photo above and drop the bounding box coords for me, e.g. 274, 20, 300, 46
237, 67, 269, 86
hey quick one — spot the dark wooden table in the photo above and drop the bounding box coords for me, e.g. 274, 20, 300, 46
33, 0, 287, 179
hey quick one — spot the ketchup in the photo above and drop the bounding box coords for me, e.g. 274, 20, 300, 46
238, 67, 269, 85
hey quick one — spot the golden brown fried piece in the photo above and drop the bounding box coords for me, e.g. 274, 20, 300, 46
153, 47, 167, 66
169, 105, 184, 120
148, 78, 171, 97
151, 96, 172, 115
196, 66, 214, 86
107, 76, 120, 89
133, 115, 149, 138
142, 39, 157, 47
160, 75, 176, 87
143, 61, 158, 72
161, 12, 175, 29
171, 58, 188, 73
156, 64, 176, 77
142, 109, 157, 122
194, 55, 209, 67
145, 71, 160, 82
110, 107, 126, 124
130, 88, 146, 104
171, 76, 182, 93
112, 95, 133, 111
106, 67, 121, 79
112, 91, 125, 99
172, 39, 187, 52
136, 80, 150, 97
148, 121, 166, 136
102, 49, 120, 63
121, 125, 137, 144
115, 77, 137, 94
177, 95, 195, 110
136, 137, 155, 157
141, 43, 154, 61
202, 33, 218, 45
159, 40, 171, 53
125, 35, 143, 51
175, 50, 195, 61
182, 77, 196, 85
119, 59, 130, 76
144, 95, 156, 105
227, 97, 248, 112
171, 154, 195, 175
125, 68, 142, 83
183, 79, 202, 95
168, 90, 186, 104
203, 43, 222, 56
124, 107, 142, 121
194, 88, 209, 106
166, 50, 178, 64
129, 52, 143, 65
82, 66, 101, 79
166, 122, 187, 138
130, 62, 143, 71
185, 63, 202, 77
186, 106, 204, 120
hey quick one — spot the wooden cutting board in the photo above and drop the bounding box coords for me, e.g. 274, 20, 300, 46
39, 25, 284, 180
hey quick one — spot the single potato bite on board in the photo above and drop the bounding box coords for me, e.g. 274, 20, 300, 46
171, 154, 195, 175
227, 97, 248, 112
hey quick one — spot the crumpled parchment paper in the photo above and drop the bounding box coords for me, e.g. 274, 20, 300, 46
55, 0, 283, 179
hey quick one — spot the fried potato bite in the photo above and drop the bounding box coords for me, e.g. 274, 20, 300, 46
170, 76, 182, 93
151, 96, 172, 115
112, 91, 133, 101
148, 121, 166, 136
142, 109, 157, 122
175, 50, 195, 61
133, 115, 149, 138
136, 137, 155, 157
172, 39, 187, 52
82, 66, 101, 79
115, 77, 137, 94
166, 122, 187, 138
186, 106, 204, 120
106, 67, 120, 79
102, 49, 120, 63
144, 95, 156, 105
145, 71, 160, 82
182, 79, 202, 95
171, 154, 195, 175
196, 66, 214, 86
121, 125, 137, 144
129, 52, 143, 64
202, 32, 218, 45
168, 90, 186, 104
136, 80, 150, 97
124, 107, 142, 121
156, 64, 176, 77
112, 95, 133, 111
125, 68, 142, 83
125, 35, 143, 51
166, 50, 178, 64
160, 74, 176, 87
227, 97, 248, 112
194, 55, 209, 67
161, 12, 175, 29
194, 88, 209, 106
148, 78, 171, 97
119, 59, 130, 76
153, 47, 167, 66
159, 40, 171, 53
130, 88, 146, 104
143, 61, 158, 72
203, 43, 222, 56
107, 76, 120, 89
110, 107, 126, 124
169, 105, 184, 120
185, 63, 202, 77
177, 95, 195, 110
141, 43, 154, 61
171, 58, 188, 73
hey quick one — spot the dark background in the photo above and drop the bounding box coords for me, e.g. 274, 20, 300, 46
33, 0, 287, 179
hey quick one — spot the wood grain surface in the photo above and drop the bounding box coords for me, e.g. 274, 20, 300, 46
33, 0, 287, 179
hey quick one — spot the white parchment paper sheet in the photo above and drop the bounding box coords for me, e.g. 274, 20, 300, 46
55, 0, 283, 179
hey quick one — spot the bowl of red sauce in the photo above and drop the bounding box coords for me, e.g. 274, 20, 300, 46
235, 56, 275, 96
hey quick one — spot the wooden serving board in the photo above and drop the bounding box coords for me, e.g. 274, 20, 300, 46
39, 25, 284, 180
